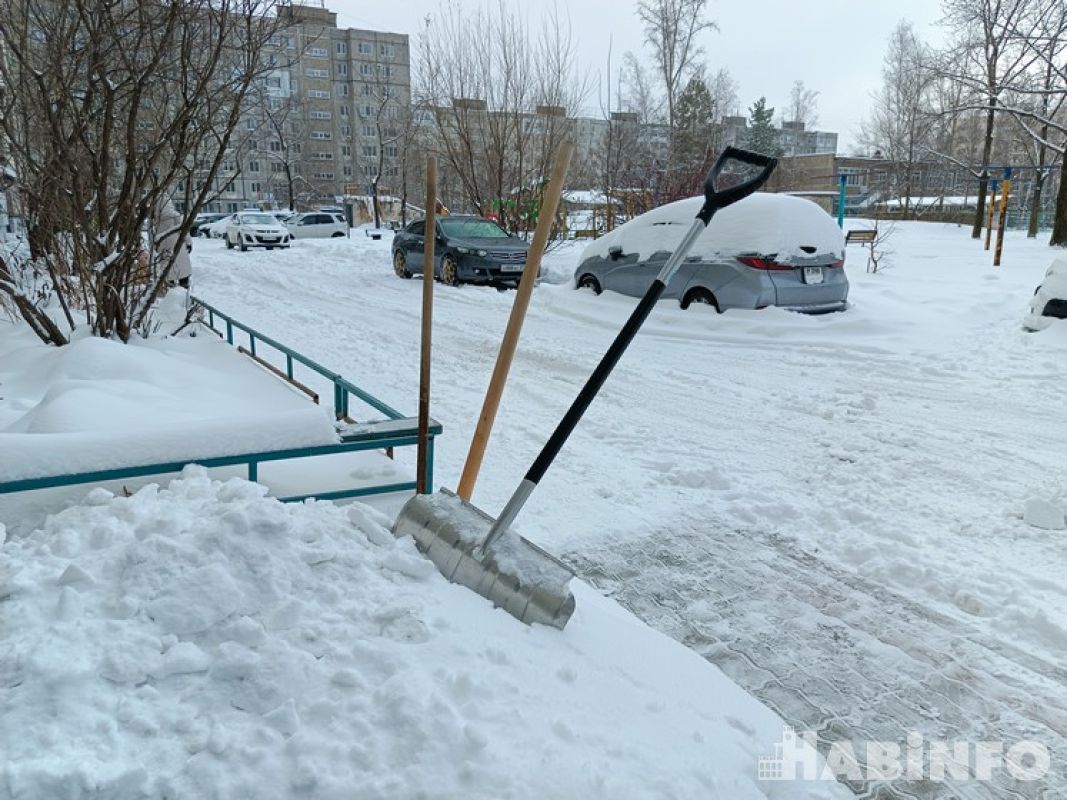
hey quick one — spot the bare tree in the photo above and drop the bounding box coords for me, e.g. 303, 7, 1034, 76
783, 80, 820, 155
416, 1, 586, 231
635, 0, 716, 129
939, 0, 1039, 238
861, 21, 935, 215
0, 0, 288, 344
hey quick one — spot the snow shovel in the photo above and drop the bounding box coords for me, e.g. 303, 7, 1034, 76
392, 146, 778, 629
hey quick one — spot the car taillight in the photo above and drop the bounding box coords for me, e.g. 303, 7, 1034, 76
737, 256, 793, 271
827, 259, 844, 268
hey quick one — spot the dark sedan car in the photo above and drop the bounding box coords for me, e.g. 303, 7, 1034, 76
392, 215, 530, 287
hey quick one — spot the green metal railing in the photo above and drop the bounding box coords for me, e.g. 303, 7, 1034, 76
195, 296, 402, 422
1, 301, 440, 504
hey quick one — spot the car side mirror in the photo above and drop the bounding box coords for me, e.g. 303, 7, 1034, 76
608, 245, 623, 260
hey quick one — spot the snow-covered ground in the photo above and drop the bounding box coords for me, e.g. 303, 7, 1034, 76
3, 215, 1066, 798
1, 466, 844, 799
174, 219, 1067, 798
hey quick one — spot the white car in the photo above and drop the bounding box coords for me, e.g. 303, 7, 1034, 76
225, 212, 292, 251
286, 212, 347, 239
1023, 257, 1067, 331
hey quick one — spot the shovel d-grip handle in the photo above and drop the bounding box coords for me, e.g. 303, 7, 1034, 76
480, 147, 778, 552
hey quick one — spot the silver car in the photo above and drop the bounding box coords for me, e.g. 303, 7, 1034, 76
574, 193, 848, 313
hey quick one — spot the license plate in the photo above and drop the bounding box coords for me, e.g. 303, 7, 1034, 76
803, 267, 824, 284
500, 263, 525, 273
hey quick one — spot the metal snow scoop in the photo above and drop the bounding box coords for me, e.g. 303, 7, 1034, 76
393, 146, 778, 629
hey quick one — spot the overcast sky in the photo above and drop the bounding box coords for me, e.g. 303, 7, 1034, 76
328, 0, 948, 153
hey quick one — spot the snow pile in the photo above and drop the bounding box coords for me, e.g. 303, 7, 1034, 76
0, 327, 338, 483
0, 468, 841, 799
580, 193, 845, 265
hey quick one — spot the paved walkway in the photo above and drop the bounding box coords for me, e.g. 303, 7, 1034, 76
566, 515, 1067, 799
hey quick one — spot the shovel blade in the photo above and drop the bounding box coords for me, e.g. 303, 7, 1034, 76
391, 489, 576, 629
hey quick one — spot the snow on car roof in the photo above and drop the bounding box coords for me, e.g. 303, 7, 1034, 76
580, 192, 845, 264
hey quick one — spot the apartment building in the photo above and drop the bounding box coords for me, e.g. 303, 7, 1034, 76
201, 4, 411, 213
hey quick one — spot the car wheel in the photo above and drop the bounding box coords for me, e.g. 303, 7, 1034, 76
225, 235, 234, 250
681, 288, 720, 312
577, 274, 602, 295
441, 254, 461, 286
331, 231, 345, 238
393, 250, 412, 279
239, 239, 248, 253
266, 246, 274, 251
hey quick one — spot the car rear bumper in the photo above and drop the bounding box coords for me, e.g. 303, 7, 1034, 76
781, 299, 849, 314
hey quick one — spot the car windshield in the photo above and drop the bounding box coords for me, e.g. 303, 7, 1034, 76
241, 213, 276, 225
440, 219, 510, 239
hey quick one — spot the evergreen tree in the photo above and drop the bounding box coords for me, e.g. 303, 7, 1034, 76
742, 97, 782, 157
669, 77, 717, 196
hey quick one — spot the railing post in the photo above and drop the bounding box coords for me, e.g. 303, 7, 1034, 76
424, 438, 435, 493
286, 354, 293, 380
250, 335, 257, 358
248, 460, 258, 482
226, 320, 233, 345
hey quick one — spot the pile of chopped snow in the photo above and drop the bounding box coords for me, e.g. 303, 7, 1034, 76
0, 326, 338, 483
0, 468, 844, 799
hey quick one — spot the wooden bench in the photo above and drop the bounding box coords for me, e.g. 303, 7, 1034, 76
845, 228, 877, 245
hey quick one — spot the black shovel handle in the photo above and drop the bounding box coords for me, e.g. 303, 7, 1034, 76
524, 147, 777, 486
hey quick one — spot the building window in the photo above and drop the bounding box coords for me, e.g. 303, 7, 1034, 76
361, 84, 372, 97
311, 130, 332, 140
309, 110, 332, 120
359, 63, 373, 76
306, 68, 329, 78
358, 42, 371, 54
308, 89, 330, 99
248, 160, 260, 172
315, 152, 334, 160
307, 47, 328, 58
384, 145, 398, 158
362, 125, 374, 137
381, 65, 392, 78
343, 165, 352, 177
340, 105, 350, 117
379, 43, 395, 58
340, 84, 349, 97
341, 125, 351, 136
250, 182, 261, 193
335, 41, 347, 55
341, 144, 351, 157
272, 162, 284, 172
360, 104, 373, 117
362, 145, 377, 157
313, 172, 335, 180
337, 62, 348, 76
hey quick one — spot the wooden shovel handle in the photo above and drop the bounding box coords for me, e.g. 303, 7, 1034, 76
416, 157, 437, 494
456, 141, 574, 502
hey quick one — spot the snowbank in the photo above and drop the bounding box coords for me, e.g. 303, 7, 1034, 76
0, 327, 338, 483
0, 468, 841, 799
580, 193, 845, 265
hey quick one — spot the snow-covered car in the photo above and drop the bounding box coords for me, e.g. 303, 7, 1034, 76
205, 214, 234, 239
225, 212, 292, 251
286, 212, 347, 239
190, 212, 228, 237
573, 193, 849, 314
1023, 257, 1067, 331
